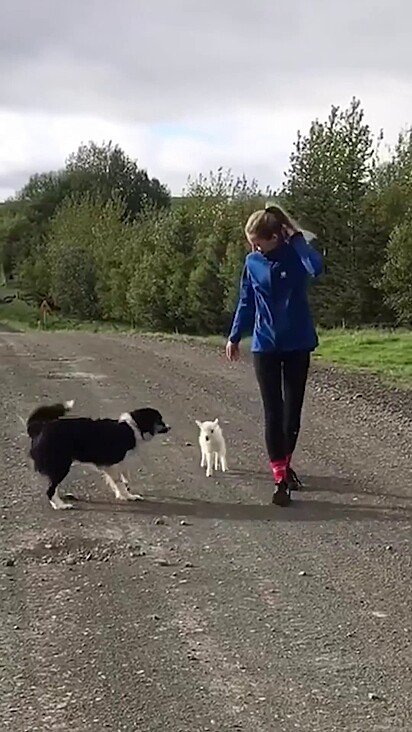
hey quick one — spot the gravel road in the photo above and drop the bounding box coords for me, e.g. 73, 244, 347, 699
0, 330, 410, 732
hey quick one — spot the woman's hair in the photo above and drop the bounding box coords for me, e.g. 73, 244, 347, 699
245, 203, 297, 242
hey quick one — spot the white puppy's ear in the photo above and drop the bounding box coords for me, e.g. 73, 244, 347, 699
195, 420, 202, 429
213, 418, 219, 426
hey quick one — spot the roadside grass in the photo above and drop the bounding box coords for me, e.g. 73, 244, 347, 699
146, 330, 412, 388
0, 286, 129, 334
314, 329, 412, 387
1, 285, 410, 388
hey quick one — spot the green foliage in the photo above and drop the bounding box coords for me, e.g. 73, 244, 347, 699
282, 98, 383, 326
380, 214, 412, 324
220, 237, 246, 316
50, 245, 99, 320
1, 141, 170, 290
1, 102, 412, 335
65, 140, 170, 216
187, 235, 225, 333
45, 195, 138, 320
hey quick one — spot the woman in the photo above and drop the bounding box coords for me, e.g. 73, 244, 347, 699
226, 204, 323, 506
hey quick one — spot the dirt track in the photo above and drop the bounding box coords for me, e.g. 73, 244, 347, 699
0, 330, 411, 732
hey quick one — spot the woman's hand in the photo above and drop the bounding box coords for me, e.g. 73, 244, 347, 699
226, 340, 240, 362
283, 223, 298, 238
265, 204, 300, 239
282, 217, 300, 239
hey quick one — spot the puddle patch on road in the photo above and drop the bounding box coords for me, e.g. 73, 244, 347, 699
46, 371, 106, 381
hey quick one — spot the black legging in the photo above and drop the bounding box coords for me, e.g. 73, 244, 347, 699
253, 351, 310, 462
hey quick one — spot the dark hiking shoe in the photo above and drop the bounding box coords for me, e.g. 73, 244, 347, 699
271, 480, 291, 507
287, 467, 303, 491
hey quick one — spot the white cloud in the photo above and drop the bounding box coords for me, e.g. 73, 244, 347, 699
0, 0, 411, 199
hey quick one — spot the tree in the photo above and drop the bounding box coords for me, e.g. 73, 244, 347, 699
369, 129, 412, 237
187, 235, 225, 333
283, 98, 382, 326
45, 195, 133, 319
220, 238, 246, 320
184, 167, 264, 200
8, 141, 171, 288
50, 245, 100, 320
66, 141, 170, 216
127, 203, 198, 331
380, 214, 412, 324
15, 171, 76, 255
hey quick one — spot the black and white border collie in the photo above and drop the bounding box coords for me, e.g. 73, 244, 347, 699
26, 400, 170, 510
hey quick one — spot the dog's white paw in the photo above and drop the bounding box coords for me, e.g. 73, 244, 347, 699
127, 493, 144, 501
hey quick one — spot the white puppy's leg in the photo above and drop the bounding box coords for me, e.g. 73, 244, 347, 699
200, 448, 206, 468
205, 452, 213, 477
214, 452, 219, 471
101, 470, 143, 501
220, 453, 227, 472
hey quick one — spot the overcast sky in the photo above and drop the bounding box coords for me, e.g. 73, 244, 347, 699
1, 0, 411, 199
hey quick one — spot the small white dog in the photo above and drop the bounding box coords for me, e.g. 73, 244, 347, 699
195, 418, 227, 477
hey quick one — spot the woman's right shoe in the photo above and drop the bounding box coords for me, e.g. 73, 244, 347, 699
271, 480, 291, 507
287, 467, 303, 491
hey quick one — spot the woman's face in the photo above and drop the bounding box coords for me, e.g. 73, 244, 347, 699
247, 233, 279, 253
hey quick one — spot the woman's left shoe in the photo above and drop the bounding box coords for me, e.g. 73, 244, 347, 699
271, 480, 291, 507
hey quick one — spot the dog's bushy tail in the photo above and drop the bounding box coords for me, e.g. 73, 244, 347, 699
27, 400, 75, 438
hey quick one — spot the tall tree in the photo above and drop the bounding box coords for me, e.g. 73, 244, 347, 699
283, 98, 381, 326
43, 195, 134, 319
187, 235, 226, 333
66, 141, 170, 216
8, 141, 170, 287
380, 213, 412, 325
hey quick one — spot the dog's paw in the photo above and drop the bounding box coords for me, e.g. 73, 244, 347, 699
127, 493, 144, 501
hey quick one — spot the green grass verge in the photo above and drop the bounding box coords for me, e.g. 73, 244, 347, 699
0, 286, 411, 388
315, 329, 412, 387
0, 287, 130, 334
148, 330, 412, 389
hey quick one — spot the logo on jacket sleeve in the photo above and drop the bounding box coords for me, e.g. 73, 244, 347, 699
280, 271, 287, 279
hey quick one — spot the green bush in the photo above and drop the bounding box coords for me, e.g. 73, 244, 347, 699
1, 102, 411, 334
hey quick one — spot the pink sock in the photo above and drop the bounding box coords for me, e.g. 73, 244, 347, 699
270, 459, 287, 483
